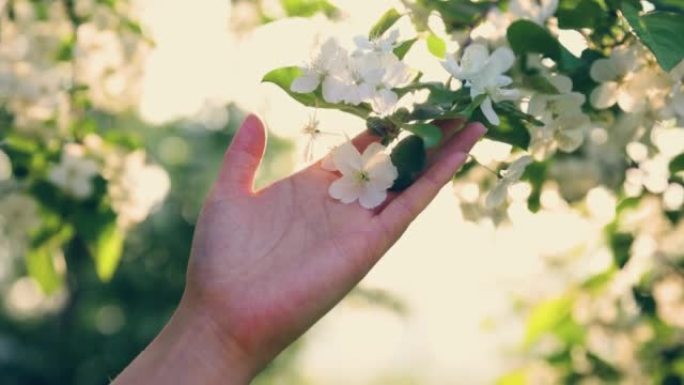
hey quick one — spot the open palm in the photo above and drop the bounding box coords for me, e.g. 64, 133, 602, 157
184, 114, 485, 373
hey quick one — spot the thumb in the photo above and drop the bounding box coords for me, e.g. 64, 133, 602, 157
216, 114, 267, 194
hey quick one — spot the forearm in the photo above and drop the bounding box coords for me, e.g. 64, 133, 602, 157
112, 298, 253, 385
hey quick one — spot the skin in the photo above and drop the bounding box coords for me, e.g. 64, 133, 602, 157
112, 114, 486, 385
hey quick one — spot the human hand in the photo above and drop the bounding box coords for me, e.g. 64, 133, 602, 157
114, 114, 485, 385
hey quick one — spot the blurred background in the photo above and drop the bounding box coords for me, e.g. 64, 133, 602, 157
1, 0, 683, 384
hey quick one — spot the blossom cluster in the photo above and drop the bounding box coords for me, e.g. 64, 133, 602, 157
291, 31, 414, 116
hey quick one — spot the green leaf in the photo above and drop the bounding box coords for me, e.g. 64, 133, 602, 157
390, 135, 427, 191
280, 0, 339, 17
73, 207, 124, 282
609, 232, 634, 268
426, 32, 446, 58
632, 286, 657, 315
669, 153, 684, 174
89, 222, 124, 282
443, 93, 487, 119
403, 123, 443, 148
369, 8, 402, 39
262, 66, 371, 119
622, 4, 684, 71
507, 20, 562, 61
557, 0, 605, 29
393, 38, 418, 59
474, 108, 531, 150
522, 75, 560, 94
26, 246, 63, 294
524, 295, 574, 347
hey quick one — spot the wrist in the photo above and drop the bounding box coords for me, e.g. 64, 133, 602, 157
114, 296, 255, 385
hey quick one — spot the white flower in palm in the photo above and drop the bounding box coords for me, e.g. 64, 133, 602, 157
527, 75, 590, 159
353, 29, 400, 55
48, 143, 99, 199
486, 155, 533, 208
442, 44, 519, 125
589, 47, 667, 112
327, 141, 398, 209
290, 38, 348, 94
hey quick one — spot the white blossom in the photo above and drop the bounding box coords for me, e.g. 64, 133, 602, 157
0, 193, 41, 240
443, 44, 519, 125
590, 47, 669, 112
327, 141, 398, 209
368, 54, 414, 115
106, 150, 170, 227
291, 38, 348, 94
353, 29, 400, 55
527, 74, 590, 159
486, 155, 533, 208
47, 143, 99, 199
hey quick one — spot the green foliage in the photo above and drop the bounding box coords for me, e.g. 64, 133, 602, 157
394, 38, 418, 59
369, 8, 402, 39
507, 20, 562, 61
403, 123, 442, 148
524, 295, 575, 347
280, 0, 338, 18
390, 135, 427, 191
557, 0, 605, 28
622, 4, 684, 71
609, 232, 634, 268
426, 32, 446, 58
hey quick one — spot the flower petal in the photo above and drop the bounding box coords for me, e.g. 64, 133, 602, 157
590, 58, 618, 82
480, 97, 500, 125
291, 69, 320, 93
590, 82, 619, 109
361, 142, 386, 164
329, 176, 362, 204
548, 74, 573, 93
358, 186, 388, 209
367, 156, 398, 190
461, 44, 490, 74
488, 46, 516, 74
322, 76, 349, 104
332, 141, 363, 175
485, 180, 510, 208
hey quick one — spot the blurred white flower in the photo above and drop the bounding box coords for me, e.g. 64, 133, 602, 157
0, 193, 41, 239
470, 8, 512, 42
106, 150, 170, 227
47, 144, 99, 199
527, 75, 589, 159
654, 275, 684, 329
0, 149, 12, 181
486, 155, 533, 208
443, 44, 519, 125
590, 47, 669, 112
327, 141, 398, 209
291, 38, 348, 94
